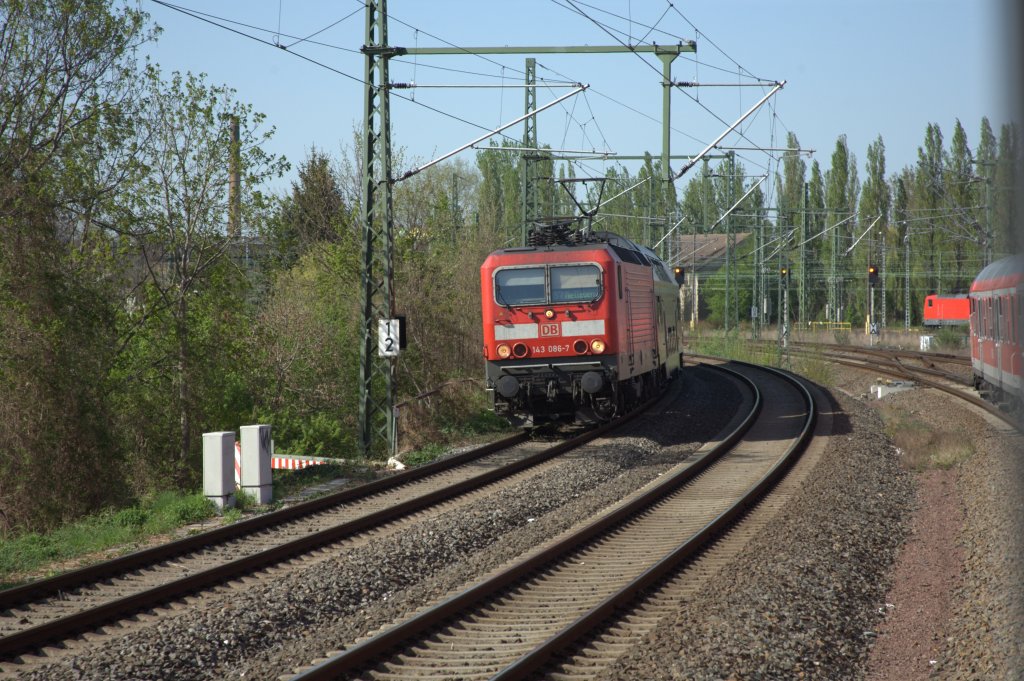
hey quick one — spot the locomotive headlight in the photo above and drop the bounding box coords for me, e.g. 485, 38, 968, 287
496, 343, 512, 359
512, 342, 529, 358
544, 309, 556, 319
590, 339, 606, 353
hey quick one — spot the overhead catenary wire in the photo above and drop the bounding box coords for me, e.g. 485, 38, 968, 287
148, 0, 533, 148
396, 85, 588, 183
844, 214, 883, 255
555, 0, 783, 177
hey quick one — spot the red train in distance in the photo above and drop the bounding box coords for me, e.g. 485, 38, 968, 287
968, 254, 1023, 408
922, 293, 970, 327
480, 227, 683, 427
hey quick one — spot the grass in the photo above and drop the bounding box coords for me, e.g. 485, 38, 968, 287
0, 492, 216, 588
689, 331, 771, 365
0, 461, 385, 588
688, 331, 836, 389
402, 442, 449, 467
877, 403, 975, 471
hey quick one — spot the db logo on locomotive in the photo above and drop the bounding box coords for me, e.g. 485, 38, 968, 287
540, 323, 560, 337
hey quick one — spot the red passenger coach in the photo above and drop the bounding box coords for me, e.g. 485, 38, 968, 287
968, 255, 1023, 407
481, 228, 683, 426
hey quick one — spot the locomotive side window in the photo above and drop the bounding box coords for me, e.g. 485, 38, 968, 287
494, 267, 546, 305
550, 264, 602, 303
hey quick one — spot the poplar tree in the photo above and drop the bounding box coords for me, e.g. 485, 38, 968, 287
945, 119, 980, 288
916, 123, 946, 296
824, 136, 854, 321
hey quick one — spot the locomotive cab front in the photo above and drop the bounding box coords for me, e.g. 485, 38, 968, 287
481, 249, 618, 426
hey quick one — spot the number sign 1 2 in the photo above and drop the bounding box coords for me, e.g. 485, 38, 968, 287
378, 319, 401, 357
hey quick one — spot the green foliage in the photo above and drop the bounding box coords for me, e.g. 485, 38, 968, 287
114, 507, 149, 528
232, 490, 258, 513
402, 443, 447, 468
257, 407, 354, 459
688, 331, 770, 365
0, 0, 153, 534
933, 326, 968, 350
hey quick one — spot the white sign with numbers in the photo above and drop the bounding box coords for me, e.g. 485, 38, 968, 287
378, 318, 400, 357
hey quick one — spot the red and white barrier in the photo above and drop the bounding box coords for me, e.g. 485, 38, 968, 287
233, 437, 328, 485
271, 456, 329, 471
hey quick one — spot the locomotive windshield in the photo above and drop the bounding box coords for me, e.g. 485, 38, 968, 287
494, 267, 546, 305
494, 263, 602, 306
550, 264, 601, 303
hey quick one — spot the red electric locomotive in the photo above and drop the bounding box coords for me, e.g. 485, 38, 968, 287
968, 254, 1023, 408
923, 294, 970, 326
480, 227, 683, 426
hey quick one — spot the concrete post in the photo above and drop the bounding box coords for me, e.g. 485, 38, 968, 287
203, 431, 236, 511
240, 424, 273, 505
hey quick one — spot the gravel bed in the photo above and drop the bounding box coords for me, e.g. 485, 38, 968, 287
838, 367, 1023, 680
597, 390, 917, 680
880, 395, 1024, 680
19, 366, 741, 681
944, 428, 1024, 680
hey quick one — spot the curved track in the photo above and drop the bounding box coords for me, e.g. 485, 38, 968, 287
289, 362, 816, 680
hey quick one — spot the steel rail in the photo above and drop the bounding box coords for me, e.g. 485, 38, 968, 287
291, 363, 774, 680
0, 393, 664, 662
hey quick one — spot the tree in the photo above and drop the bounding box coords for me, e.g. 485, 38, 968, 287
824, 135, 855, 321
945, 119, 980, 289
977, 117, 998, 261
892, 170, 912, 326
995, 122, 1018, 254
0, 0, 152, 530
269, 148, 351, 268
777, 132, 807, 230
114, 67, 286, 477
915, 123, 945, 296
859, 136, 890, 322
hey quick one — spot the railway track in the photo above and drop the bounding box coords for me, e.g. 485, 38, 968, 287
781, 342, 1018, 429
287, 361, 816, 680
784, 340, 971, 385
0, 400, 670, 672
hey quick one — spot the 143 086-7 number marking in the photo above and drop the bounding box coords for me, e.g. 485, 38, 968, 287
531, 344, 569, 354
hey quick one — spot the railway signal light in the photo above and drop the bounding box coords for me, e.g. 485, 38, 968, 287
779, 265, 789, 279
673, 266, 685, 285
868, 264, 879, 285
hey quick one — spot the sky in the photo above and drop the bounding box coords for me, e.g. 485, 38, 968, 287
143, 1, 1015, 201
